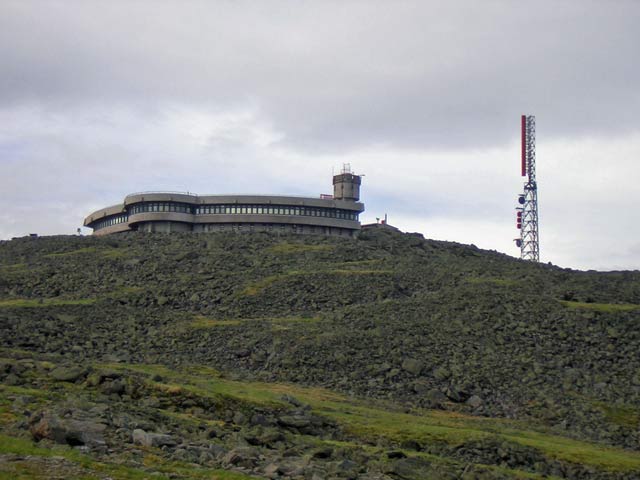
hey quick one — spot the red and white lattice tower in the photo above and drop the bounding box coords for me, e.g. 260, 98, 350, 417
515, 115, 540, 262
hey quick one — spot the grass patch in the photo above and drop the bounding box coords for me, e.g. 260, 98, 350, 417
0, 263, 27, 270
268, 243, 334, 254
241, 274, 281, 296
466, 277, 518, 287
0, 297, 96, 308
595, 402, 640, 428
45, 246, 126, 259
241, 268, 392, 296
0, 433, 254, 479
328, 269, 392, 275
331, 259, 383, 267
559, 300, 640, 312
108, 286, 145, 296
192, 316, 242, 328
104, 362, 640, 473
270, 316, 321, 324
0, 384, 54, 399
191, 315, 322, 328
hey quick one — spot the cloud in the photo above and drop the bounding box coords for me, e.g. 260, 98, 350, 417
1, 1, 639, 152
0, 1, 639, 270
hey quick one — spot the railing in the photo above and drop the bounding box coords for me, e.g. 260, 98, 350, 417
125, 191, 194, 198
125, 191, 336, 200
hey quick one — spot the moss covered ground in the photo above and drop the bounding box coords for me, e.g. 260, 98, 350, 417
1, 229, 639, 478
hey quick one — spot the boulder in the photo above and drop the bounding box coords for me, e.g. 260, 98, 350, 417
232, 411, 247, 425
222, 447, 260, 468
388, 457, 435, 480
332, 459, 359, 478
311, 446, 333, 459
100, 378, 127, 395
424, 389, 448, 408
446, 385, 470, 403
49, 366, 88, 382
401, 359, 424, 376
131, 429, 176, 447
278, 414, 311, 429
30, 412, 105, 448
466, 394, 484, 408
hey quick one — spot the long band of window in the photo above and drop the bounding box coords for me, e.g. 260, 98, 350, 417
126, 202, 358, 221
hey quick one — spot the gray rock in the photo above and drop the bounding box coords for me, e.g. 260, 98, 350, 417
388, 457, 433, 480
209, 444, 227, 458
250, 413, 271, 426
131, 429, 176, 447
311, 447, 333, 459
49, 366, 88, 382
101, 378, 126, 395
278, 414, 311, 429
333, 459, 359, 477
411, 379, 430, 394
424, 389, 448, 407
232, 411, 247, 425
400, 439, 421, 451
445, 385, 469, 403
4, 373, 23, 386
30, 412, 105, 448
222, 447, 259, 468
281, 394, 304, 407
264, 463, 283, 476
466, 394, 484, 408
401, 358, 424, 375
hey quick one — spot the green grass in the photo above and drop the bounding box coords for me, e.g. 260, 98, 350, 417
0, 297, 96, 308
240, 274, 282, 296
0, 433, 255, 479
190, 314, 323, 329
241, 269, 392, 296
327, 269, 392, 275
466, 277, 518, 287
268, 243, 335, 254
595, 402, 640, 428
331, 259, 383, 267
0, 384, 54, 399
104, 363, 640, 473
0, 262, 27, 270
559, 300, 640, 312
45, 246, 126, 259
191, 316, 243, 328
108, 286, 145, 296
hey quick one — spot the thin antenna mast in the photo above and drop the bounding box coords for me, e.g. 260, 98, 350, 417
515, 115, 540, 262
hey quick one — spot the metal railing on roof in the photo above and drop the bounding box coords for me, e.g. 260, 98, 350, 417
125, 191, 331, 200
125, 191, 195, 198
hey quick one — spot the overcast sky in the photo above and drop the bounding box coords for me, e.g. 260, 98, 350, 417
1, 1, 639, 271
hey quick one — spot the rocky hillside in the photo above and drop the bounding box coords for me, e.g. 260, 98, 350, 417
1, 228, 639, 479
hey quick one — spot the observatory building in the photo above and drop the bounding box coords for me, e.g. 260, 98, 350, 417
84, 168, 364, 237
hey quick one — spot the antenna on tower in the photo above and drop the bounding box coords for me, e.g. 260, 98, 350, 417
515, 115, 540, 262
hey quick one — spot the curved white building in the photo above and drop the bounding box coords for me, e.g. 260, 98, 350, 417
84, 170, 364, 237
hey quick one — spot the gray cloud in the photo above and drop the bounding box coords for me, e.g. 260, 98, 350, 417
1, 1, 640, 270
1, 1, 639, 151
